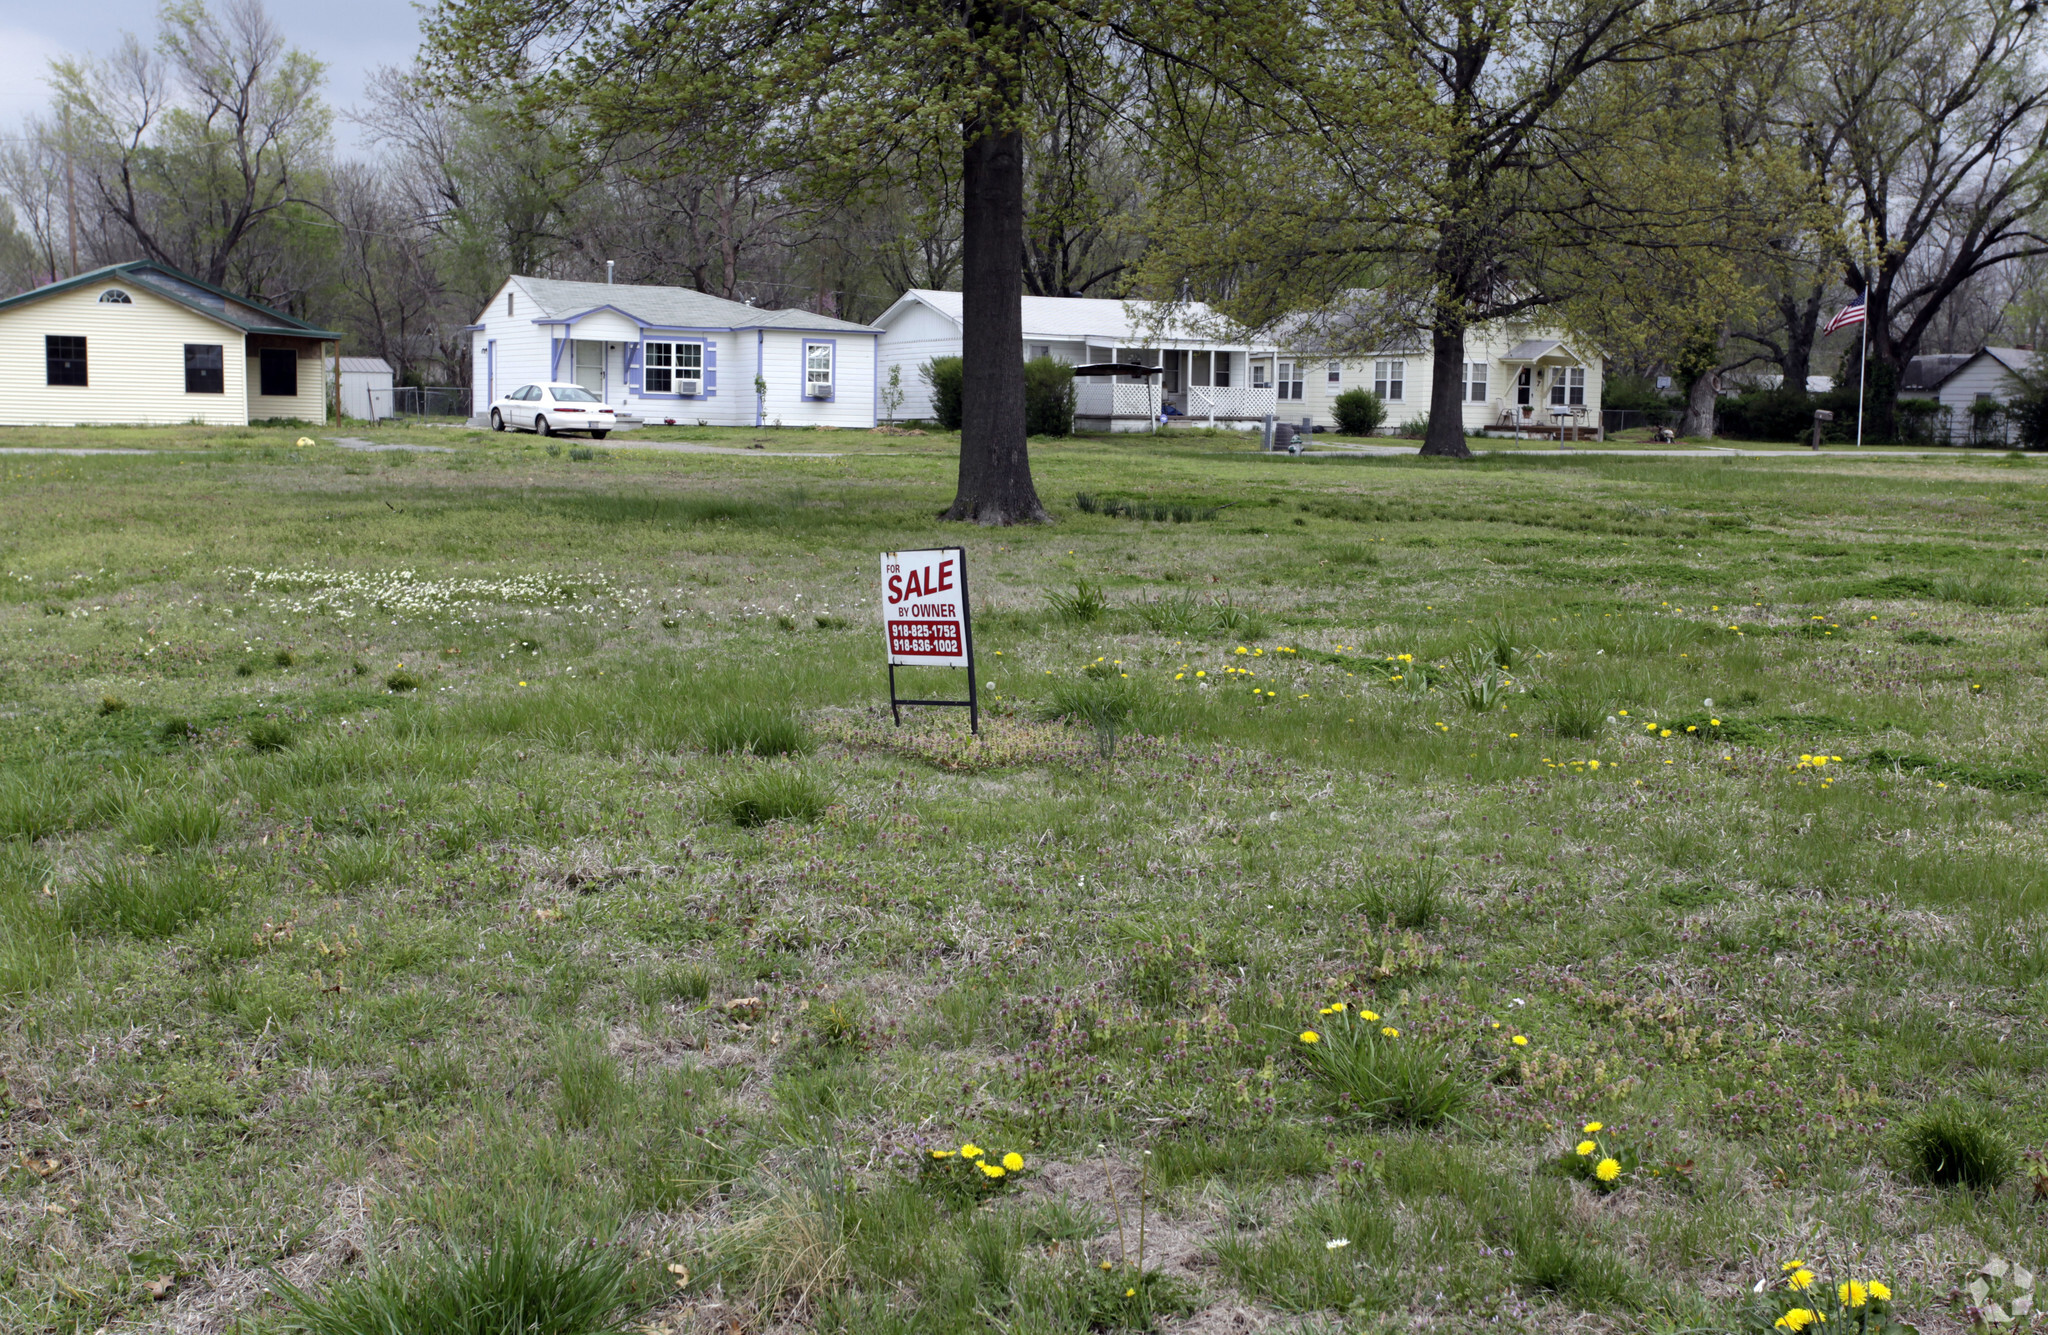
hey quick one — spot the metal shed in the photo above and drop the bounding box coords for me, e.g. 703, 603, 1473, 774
327, 355, 396, 420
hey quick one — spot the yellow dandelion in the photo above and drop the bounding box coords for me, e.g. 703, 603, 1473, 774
1511, 1034, 1528, 1046
1299, 1030, 1321, 1044
979, 1162, 1005, 1178
1868, 1282, 1891, 1301
1787, 1269, 1815, 1291
1594, 1158, 1621, 1182
1583, 1122, 1602, 1133
1576, 1140, 1596, 1156
1380, 1026, 1399, 1037
931, 1149, 956, 1158
1838, 1281, 1868, 1308
960, 1143, 983, 1159
1774, 1309, 1820, 1331
1003, 1152, 1024, 1171
1358, 1010, 1378, 1021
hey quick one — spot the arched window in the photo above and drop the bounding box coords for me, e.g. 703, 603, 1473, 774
98, 290, 133, 304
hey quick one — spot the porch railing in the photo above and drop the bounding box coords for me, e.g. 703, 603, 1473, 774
1174, 386, 1277, 422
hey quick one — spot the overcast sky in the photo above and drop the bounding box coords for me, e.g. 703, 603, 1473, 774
0, 0, 428, 152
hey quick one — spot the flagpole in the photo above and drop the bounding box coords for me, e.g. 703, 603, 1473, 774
1855, 297, 1867, 449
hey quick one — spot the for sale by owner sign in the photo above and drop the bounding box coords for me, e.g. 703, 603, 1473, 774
881, 548, 971, 667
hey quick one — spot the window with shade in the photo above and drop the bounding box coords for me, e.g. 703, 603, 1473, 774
1549, 366, 1586, 407
1277, 361, 1304, 400
1466, 362, 1488, 402
1327, 361, 1342, 384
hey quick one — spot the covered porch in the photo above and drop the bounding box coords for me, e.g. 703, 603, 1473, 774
1072, 346, 1278, 430
1485, 338, 1598, 440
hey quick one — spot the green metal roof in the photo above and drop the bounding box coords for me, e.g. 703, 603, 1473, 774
0, 260, 341, 339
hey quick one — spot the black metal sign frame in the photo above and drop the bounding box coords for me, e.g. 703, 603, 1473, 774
885, 545, 978, 735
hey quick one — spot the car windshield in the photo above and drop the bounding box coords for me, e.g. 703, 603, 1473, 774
550, 386, 601, 402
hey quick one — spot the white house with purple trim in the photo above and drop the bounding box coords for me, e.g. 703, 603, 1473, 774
466, 275, 882, 428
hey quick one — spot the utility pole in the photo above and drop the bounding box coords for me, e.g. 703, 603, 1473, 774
63, 107, 78, 277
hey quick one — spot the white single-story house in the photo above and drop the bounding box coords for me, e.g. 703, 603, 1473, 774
874, 289, 1283, 431
1899, 345, 2036, 443
465, 276, 882, 429
0, 261, 337, 427
325, 355, 396, 420
1274, 315, 1605, 438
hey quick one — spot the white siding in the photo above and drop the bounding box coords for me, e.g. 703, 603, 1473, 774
876, 302, 964, 421
754, 329, 878, 428
1938, 357, 2025, 411
247, 346, 327, 423
473, 276, 557, 414
1286, 326, 1602, 436
0, 282, 250, 427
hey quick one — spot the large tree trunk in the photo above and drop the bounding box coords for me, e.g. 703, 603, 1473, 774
1678, 366, 1718, 437
1778, 285, 1823, 392
1421, 323, 1472, 457
944, 10, 1047, 526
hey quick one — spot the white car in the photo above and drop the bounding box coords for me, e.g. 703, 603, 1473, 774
489, 382, 618, 438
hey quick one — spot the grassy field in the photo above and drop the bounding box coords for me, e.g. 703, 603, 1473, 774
3, 420, 2046, 1335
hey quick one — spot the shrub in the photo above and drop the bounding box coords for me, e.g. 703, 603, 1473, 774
2007, 360, 2048, 451
921, 356, 964, 431
708, 767, 832, 827
1396, 414, 1430, 438
1900, 1103, 2013, 1189
1716, 388, 1816, 442
699, 703, 810, 757
275, 1212, 649, 1335
1331, 388, 1386, 436
1024, 356, 1075, 436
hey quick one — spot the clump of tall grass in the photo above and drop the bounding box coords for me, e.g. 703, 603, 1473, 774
0, 774, 72, 842
1294, 1004, 1470, 1128
1543, 692, 1607, 740
708, 767, 833, 827
0, 846, 75, 996
1047, 579, 1110, 623
275, 1211, 650, 1335
1074, 492, 1219, 523
1900, 1102, 2013, 1189
124, 792, 224, 849
62, 857, 228, 938
699, 703, 810, 757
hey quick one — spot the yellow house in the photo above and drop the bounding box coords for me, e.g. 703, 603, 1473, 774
0, 261, 339, 427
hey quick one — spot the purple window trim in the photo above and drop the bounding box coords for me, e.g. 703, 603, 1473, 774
803, 337, 838, 402
633, 337, 718, 399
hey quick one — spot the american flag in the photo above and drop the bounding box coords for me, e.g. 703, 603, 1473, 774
1824, 297, 1867, 335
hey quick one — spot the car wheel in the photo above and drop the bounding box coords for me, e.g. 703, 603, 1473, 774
536, 415, 552, 437
490, 410, 504, 431
590, 430, 608, 440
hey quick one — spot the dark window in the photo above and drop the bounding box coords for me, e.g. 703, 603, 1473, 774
98, 289, 132, 304
185, 344, 224, 394
46, 336, 87, 387
259, 348, 298, 397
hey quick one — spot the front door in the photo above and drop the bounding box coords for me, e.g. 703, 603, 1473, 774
574, 341, 603, 397
1516, 367, 1534, 411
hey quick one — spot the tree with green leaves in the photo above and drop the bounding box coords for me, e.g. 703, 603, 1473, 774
49, 0, 330, 288
1132, 0, 1800, 457
420, 0, 1075, 523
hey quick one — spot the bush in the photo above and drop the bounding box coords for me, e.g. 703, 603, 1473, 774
1396, 414, 1429, 439
1716, 388, 1816, 442
921, 357, 964, 431
2006, 360, 2048, 451
1024, 356, 1075, 436
1332, 388, 1386, 436
1900, 1103, 2013, 1189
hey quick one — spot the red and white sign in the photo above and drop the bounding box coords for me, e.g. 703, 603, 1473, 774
881, 548, 971, 666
